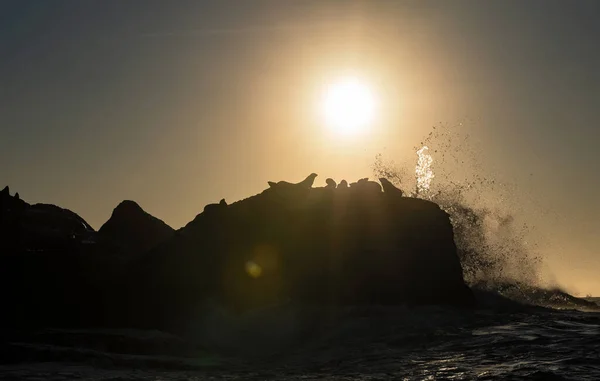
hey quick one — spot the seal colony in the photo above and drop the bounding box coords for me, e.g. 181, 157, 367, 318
268, 173, 404, 193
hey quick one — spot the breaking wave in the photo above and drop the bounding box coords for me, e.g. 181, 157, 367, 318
372, 122, 592, 310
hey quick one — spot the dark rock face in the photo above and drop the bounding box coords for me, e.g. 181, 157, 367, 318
0, 189, 105, 329
0, 179, 474, 332
0, 193, 175, 330
1, 186, 27, 252
1, 189, 94, 252
127, 177, 474, 328
99, 200, 174, 255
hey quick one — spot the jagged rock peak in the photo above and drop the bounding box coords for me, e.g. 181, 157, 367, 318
1, 186, 8, 195
99, 200, 174, 254
103, 200, 171, 230
113, 200, 144, 213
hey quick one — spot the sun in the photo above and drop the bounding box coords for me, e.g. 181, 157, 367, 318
320, 77, 377, 135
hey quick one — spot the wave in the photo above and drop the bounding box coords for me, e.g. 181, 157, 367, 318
373, 122, 593, 310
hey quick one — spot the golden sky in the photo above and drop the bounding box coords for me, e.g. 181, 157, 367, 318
1, 1, 599, 295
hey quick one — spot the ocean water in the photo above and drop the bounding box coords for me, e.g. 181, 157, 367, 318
1, 298, 598, 380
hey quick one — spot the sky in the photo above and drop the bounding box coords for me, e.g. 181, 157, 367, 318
1, 0, 599, 295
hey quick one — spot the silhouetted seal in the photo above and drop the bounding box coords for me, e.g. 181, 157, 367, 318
299, 173, 318, 188
204, 198, 228, 213
1, 186, 8, 196
337, 180, 348, 189
379, 178, 404, 196
268, 173, 318, 189
348, 178, 382, 193
362, 180, 382, 192
14, 192, 19, 201
349, 178, 369, 187
366, 181, 382, 192
325, 178, 337, 189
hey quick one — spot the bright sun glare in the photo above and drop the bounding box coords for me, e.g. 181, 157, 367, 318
321, 77, 377, 135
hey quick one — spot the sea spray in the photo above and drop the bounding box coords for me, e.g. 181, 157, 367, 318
373, 122, 543, 287
415, 146, 434, 196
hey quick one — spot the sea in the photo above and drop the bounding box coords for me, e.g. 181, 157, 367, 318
0, 295, 598, 381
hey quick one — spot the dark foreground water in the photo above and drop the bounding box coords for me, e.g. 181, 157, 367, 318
1, 299, 599, 381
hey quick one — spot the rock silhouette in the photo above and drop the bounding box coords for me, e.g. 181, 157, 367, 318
1, 189, 93, 253
125, 175, 474, 329
0, 193, 177, 329
0, 187, 25, 253
0, 188, 103, 328
99, 200, 174, 255
0, 177, 475, 332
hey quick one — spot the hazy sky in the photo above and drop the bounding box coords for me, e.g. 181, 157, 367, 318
1, 1, 599, 294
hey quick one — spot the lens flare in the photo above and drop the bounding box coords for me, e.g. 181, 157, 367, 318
245, 260, 262, 278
